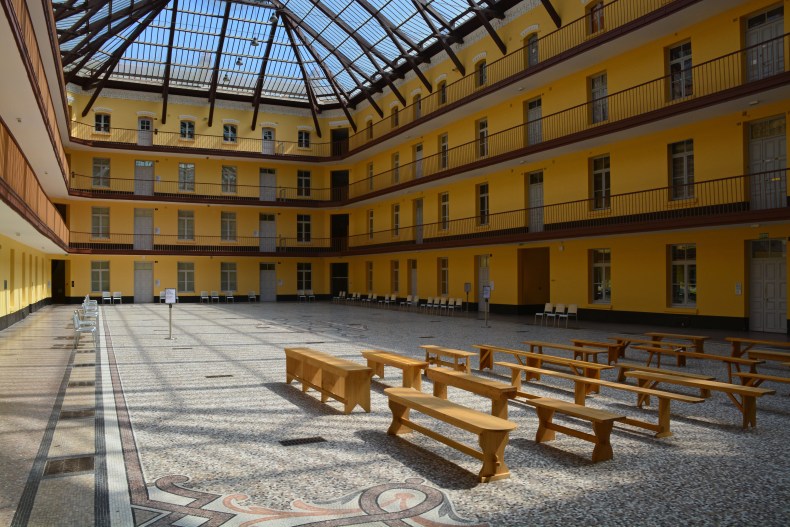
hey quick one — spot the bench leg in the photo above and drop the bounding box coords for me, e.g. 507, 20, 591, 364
491, 399, 508, 419
742, 395, 757, 429
403, 367, 422, 390
655, 398, 673, 438
591, 421, 614, 462
479, 349, 493, 370
478, 430, 511, 482
509, 369, 523, 391
387, 399, 412, 435
534, 407, 557, 443
433, 382, 448, 400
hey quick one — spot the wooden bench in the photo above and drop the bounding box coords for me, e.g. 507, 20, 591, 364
425, 367, 516, 418
747, 349, 790, 364
615, 361, 715, 397
284, 347, 372, 414
524, 340, 609, 363
609, 336, 690, 366
623, 371, 775, 429
726, 337, 790, 358
384, 387, 517, 482
420, 344, 476, 373
632, 346, 763, 382
732, 372, 790, 388
571, 339, 623, 365
361, 350, 428, 390
645, 332, 710, 353
497, 362, 704, 438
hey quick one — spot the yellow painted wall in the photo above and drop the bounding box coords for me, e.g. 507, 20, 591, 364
0, 234, 51, 317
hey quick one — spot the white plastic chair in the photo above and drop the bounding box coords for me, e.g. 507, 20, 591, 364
307, 289, 316, 302
248, 291, 257, 302
225, 291, 235, 303
102, 291, 112, 304
112, 292, 122, 304
210, 291, 220, 303
73, 311, 96, 349
200, 291, 209, 303
547, 304, 565, 326
534, 303, 553, 325
159, 291, 166, 303
399, 295, 412, 310
558, 304, 578, 327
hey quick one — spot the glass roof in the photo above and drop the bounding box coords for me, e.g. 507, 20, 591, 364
53, 0, 519, 111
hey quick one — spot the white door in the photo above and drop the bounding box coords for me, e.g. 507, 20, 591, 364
259, 214, 276, 252
260, 169, 276, 201
133, 208, 154, 250
414, 198, 423, 244
477, 254, 490, 314
527, 98, 542, 145
750, 239, 787, 333
745, 6, 784, 82
138, 118, 153, 146
133, 262, 154, 303
414, 143, 423, 178
749, 116, 787, 210
262, 128, 275, 155
134, 160, 154, 196
528, 171, 544, 232
259, 263, 277, 302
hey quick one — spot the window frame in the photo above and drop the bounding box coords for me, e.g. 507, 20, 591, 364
367, 209, 374, 240
477, 118, 488, 157
391, 203, 400, 237
297, 170, 311, 197
437, 81, 447, 105
439, 133, 449, 169
221, 165, 237, 194
220, 262, 237, 292
94, 113, 111, 133
177, 210, 195, 241
391, 260, 400, 294
220, 211, 237, 242
177, 262, 195, 293
475, 60, 487, 87
669, 139, 694, 200
668, 41, 693, 100
670, 244, 697, 307
590, 248, 611, 304
391, 107, 400, 127
92, 157, 111, 188
437, 257, 449, 296
590, 72, 608, 124
178, 162, 195, 192
297, 130, 310, 148
180, 120, 195, 140
391, 152, 400, 183
587, 1, 605, 34
297, 262, 312, 290
222, 123, 238, 143
91, 261, 110, 292
365, 261, 373, 292
91, 207, 110, 239
439, 192, 449, 231
591, 155, 611, 210
296, 214, 311, 243
477, 183, 490, 226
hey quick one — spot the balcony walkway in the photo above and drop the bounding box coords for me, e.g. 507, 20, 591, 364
1, 303, 788, 526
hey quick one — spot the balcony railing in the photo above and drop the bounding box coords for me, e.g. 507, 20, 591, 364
68, 0, 689, 159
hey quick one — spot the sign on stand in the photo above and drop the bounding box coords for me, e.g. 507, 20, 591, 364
165, 288, 176, 340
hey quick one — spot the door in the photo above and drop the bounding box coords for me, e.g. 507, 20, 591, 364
414, 143, 424, 178
528, 171, 544, 232
477, 254, 490, 314
134, 160, 154, 196
745, 6, 784, 82
330, 128, 349, 156
330, 263, 349, 298
133, 262, 154, 304
525, 33, 538, 68
526, 98, 542, 145
133, 208, 154, 250
413, 198, 423, 244
259, 214, 276, 252
749, 116, 787, 210
262, 127, 276, 155
50, 259, 66, 303
331, 170, 349, 201
408, 259, 417, 297
138, 117, 153, 146
259, 263, 277, 302
331, 214, 349, 252
750, 239, 787, 333
259, 168, 276, 201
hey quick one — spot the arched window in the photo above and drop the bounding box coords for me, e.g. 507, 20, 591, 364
475, 60, 487, 87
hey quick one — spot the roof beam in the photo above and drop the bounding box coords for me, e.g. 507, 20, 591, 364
412, 0, 465, 76
467, 0, 507, 55
355, 0, 421, 53
540, 0, 562, 29
59, 1, 152, 43
207, 0, 233, 128
160, 0, 179, 125
53, 0, 81, 20
280, 16, 322, 138
251, 12, 279, 131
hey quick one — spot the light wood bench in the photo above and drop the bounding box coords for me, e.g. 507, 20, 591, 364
497, 362, 703, 438
623, 371, 775, 429
632, 346, 763, 382
726, 337, 790, 358
747, 349, 790, 364
425, 367, 516, 418
524, 340, 609, 363
384, 387, 517, 482
525, 397, 623, 462
420, 344, 476, 373
645, 332, 710, 353
284, 347, 373, 414
732, 372, 790, 388
361, 350, 428, 390
609, 336, 689, 365
615, 361, 715, 397
571, 339, 623, 365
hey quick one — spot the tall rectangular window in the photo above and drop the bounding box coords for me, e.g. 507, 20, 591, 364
670, 244, 696, 306
91, 261, 110, 292
180, 120, 195, 139
591, 155, 611, 210
590, 73, 608, 123
477, 119, 488, 157
221, 166, 237, 193
669, 140, 694, 200
178, 163, 195, 192
668, 42, 693, 100
439, 192, 449, 230
391, 204, 400, 236
367, 163, 374, 191
92, 158, 110, 188
391, 107, 399, 127
297, 214, 311, 242
91, 207, 110, 239
177, 262, 194, 292
367, 209, 374, 240
298, 130, 310, 148
366, 261, 373, 291
439, 133, 449, 169
391, 260, 400, 293
223, 124, 237, 143
178, 210, 194, 241
477, 183, 489, 226
94, 113, 110, 133
438, 257, 449, 296
221, 212, 236, 241
297, 263, 312, 290
221, 262, 237, 292
591, 249, 611, 304
438, 81, 447, 105
391, 152, 400, 183
297, 170, 311, 197
587, 1, 605, 34
476, 60, 487, 87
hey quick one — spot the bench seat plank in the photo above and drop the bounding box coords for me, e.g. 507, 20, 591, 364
525, 340, 609, 363
426, 367, 516, 418
420, 345, 476, 373
747, 349, 790, 363
361, 350, 428, 389
726, 337, 790, 358
733, 372, 790, 388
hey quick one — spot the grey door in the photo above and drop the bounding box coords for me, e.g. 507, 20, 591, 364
528, 171, 544, 233
745, 6, 784, 82
750, 239, 787, 333
259, 263, 277, 302
259, 214, 276, 252
262, 128, 275, 155
477, 254, 490, 314
408, 259, 417, 297
134, 208, 154, 250
526, 98, 542, 145
414, 198, 423, 244
133, 262, 154, 303
138, 118, 153, 146
134, 160, 154, 196
414, 143, 423, 179
749, 116, 787, 210
260, 169, 276, 201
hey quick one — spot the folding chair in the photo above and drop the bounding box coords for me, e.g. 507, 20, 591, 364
534, 303, 553, 325
547, 304, 565, 326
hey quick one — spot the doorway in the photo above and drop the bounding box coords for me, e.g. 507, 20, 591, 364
331, 170, 349, 201
476, 254, 491, 313
330, 263, 349, 298
262, 127, 276, 155
50, 260, 66, 303
518, 248, 550, 312
407, 259, 418, 298
331, 214, 349, 252
528, 171, 544, 232
134, 262, 154, 303
749, 239, 787, 333
748, 116, 787, 210
413, 143, 424, 178
259, 168, 276, 201
134, 209, 154, 250
745, 5, 784, 82
134, 160, 155, 196
413, 198, 423, 244
259, 214, 276, 252
330, 128, 349, 156
138, 117, 153, 146
259, 263, 277, 302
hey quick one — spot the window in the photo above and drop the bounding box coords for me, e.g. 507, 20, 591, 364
391, 260, 400, 293
669, 140, 694, 200
477, 183, 489, 226
439, 192, 449, 230
178, 210, 194, 241
668, 42, 693, 100
475, 60, 487, 87
367, 209, 374, 240
180, 120, 195, 139
94, 113, 110, 133
391, 152, 400, 183
297, 214, 311, 242
477, 118, 488, 157
298, 130, 310, 148
220, 263, 237, 292
590, 249, 611, 303
526, 33, 539, 67
297, 263, 312, 290
221, 165, 237, 193
591, 155, 611, 210
177, 262, 194, 293
367, 163, 374, 191
91, 207, 110, 239
366, 261, 373, 291
221, 212, 236, 241
438, 257, 449, 296
437, 81, 447, 105
670, 244, 696, 307
438, 133, 449, 169
297, 170, 311, 197
366, 120, 373, 139
590, 73, 608, 123
178, 163, 195, 192
391, 107, 399, 127
91, 261, 110, 292
392, 204, 400, 236
223, 124, 237, 143
413, 94, 422, 120
92, 158, 110, 188
588, 1, 604, 34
